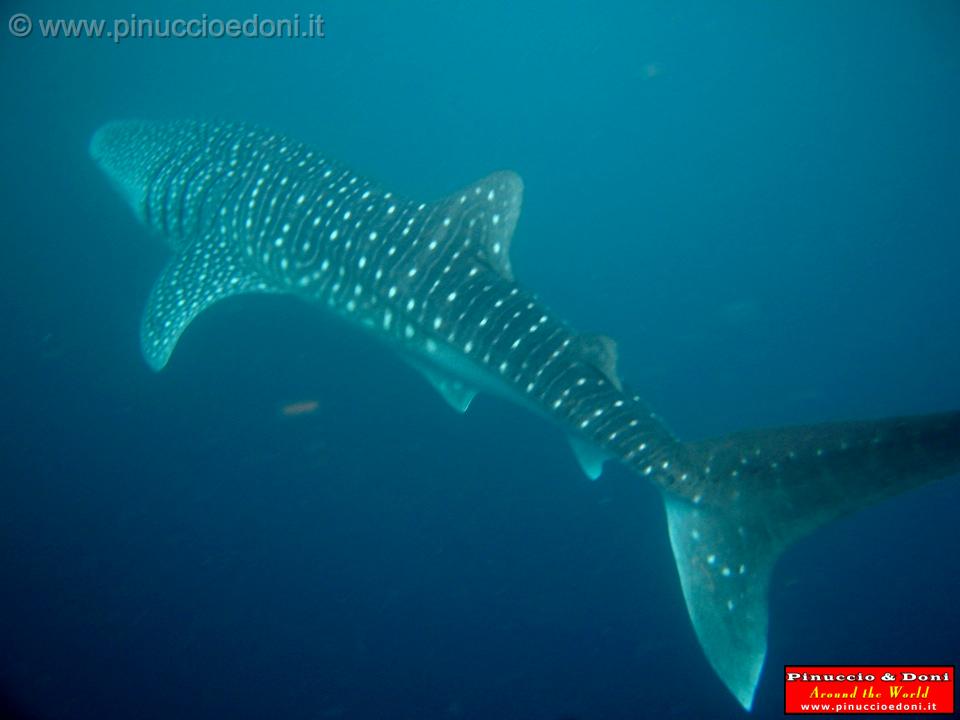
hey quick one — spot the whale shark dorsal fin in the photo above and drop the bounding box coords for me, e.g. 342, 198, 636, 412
568, 435, 612, 480
434, 171, 523, 281
140, 235, 272, 371
575, 334, 622, 391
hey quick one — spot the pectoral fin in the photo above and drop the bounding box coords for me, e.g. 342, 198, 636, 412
141, 235, 272, 371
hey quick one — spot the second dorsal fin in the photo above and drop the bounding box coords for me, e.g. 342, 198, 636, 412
575, 334, 622, 391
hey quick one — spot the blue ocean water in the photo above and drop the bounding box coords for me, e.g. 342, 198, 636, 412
1, 2, 959, 718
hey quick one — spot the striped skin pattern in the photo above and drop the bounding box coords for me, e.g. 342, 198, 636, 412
91, 120, 960, 712
90, 120, 683, 485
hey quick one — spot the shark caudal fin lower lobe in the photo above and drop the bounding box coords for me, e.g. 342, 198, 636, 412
663, 411, 960, 710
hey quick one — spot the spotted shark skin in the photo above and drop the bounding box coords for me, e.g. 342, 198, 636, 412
90, 120, 960, 712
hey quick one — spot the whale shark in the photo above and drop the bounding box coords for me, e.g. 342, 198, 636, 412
90, 119, 960, 711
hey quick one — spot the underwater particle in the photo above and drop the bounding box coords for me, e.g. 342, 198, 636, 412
280, 399, 319, 417
643, 62, 662, 79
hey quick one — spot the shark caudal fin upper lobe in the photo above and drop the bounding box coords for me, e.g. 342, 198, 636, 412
664, 411, 960, 710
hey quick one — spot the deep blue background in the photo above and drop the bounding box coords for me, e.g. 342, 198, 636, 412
1, 2, 959, 718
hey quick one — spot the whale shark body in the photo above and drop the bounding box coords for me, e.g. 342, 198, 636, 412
90, 120, 960, 711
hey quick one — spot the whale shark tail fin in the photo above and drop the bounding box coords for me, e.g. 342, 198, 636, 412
663, 411, 960, 710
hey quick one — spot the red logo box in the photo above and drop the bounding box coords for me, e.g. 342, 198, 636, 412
784, 665, 954, 715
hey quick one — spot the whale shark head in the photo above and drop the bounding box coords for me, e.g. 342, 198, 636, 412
90, 120, 163, 224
